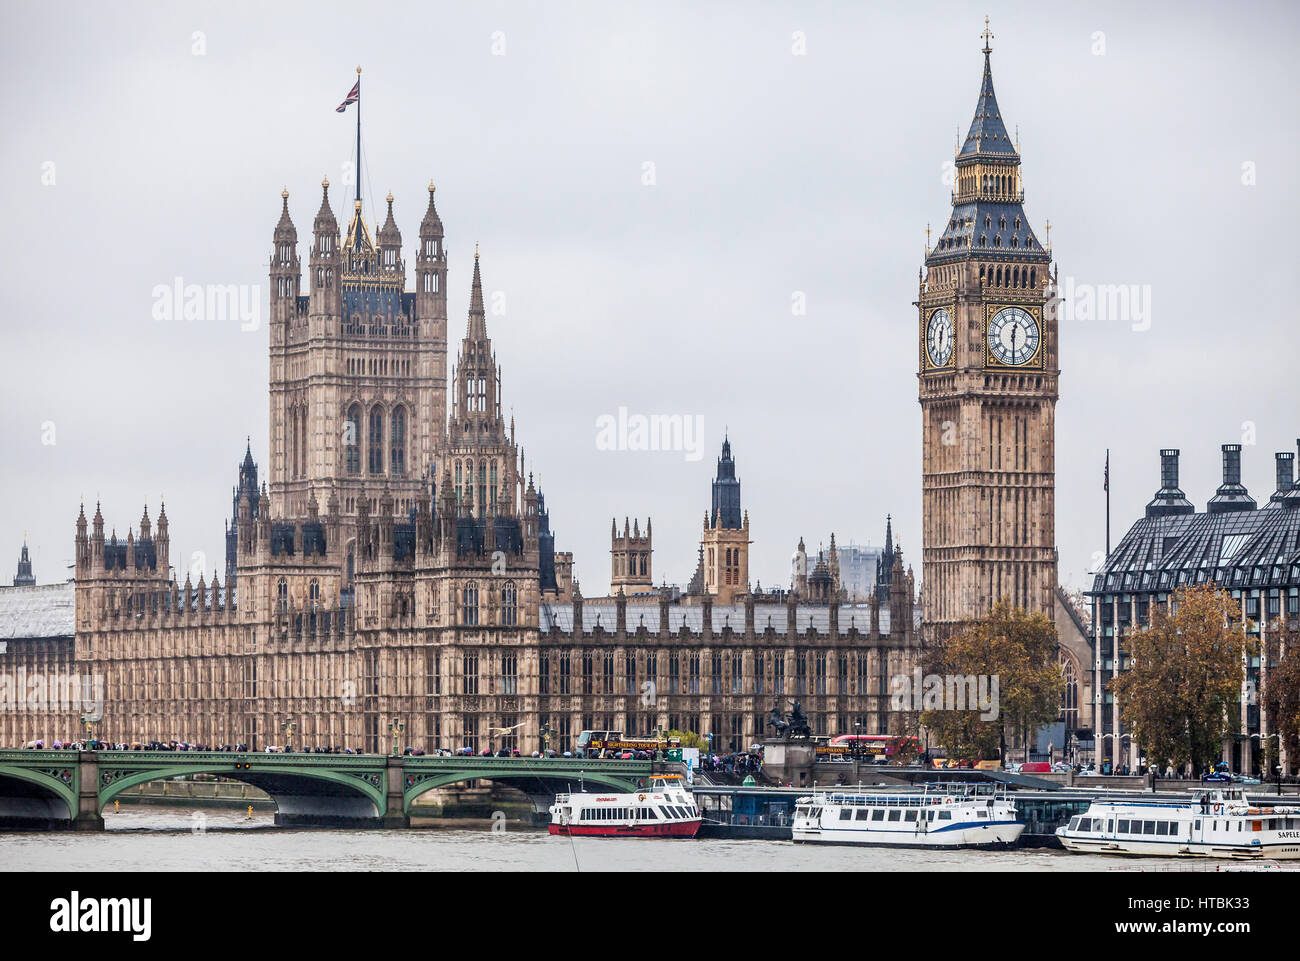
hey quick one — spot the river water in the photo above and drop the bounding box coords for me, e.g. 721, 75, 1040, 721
3, 805, 1294, 872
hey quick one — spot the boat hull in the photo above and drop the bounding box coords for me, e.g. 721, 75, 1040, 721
1058, 836, 1300, 860
549, 819, 701, 838
793, 821, 1025, 850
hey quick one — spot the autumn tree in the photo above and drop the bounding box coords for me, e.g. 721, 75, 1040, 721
1262, 619, 1300, 774
921, 600, 1064, 764
1111, 583, 1254, 775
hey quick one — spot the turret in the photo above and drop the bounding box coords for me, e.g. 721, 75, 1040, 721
270, 187, 301, 327
13, 539, 35, 587
377, 191, 404, 280
156, 502, 170, 574
416, 180, 448, 349
309, 177, 341, 317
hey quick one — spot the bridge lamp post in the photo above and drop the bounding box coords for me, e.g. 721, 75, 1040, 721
388, 718, 405, 756
539, 724, 553, 756
281, 720, 296, 752
80, 713, 97, 750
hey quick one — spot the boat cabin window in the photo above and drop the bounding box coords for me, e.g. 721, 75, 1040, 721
854, 809, 870, 821
887, 810, 902, 821
939, 810, 952, 820
904, 810, 918, 822
871, 810, 885, 821
839, 809, 853, 821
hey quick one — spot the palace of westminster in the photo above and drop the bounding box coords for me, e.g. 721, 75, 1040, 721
9, 32, 1294, 771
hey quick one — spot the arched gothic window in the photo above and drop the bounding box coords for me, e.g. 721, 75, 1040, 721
344, 404, 361, 474
368, 406, 384, 474
502, 581, 518, 626
463, 582, 479, 626
390, 406, 407, 476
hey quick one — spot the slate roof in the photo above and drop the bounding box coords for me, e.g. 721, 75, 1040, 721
1089, 504, 1300, 595
0, 583, 75, 640
958, 52, 1018, 160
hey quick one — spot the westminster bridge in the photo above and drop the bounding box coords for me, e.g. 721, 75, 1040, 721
0, 749, 659, 830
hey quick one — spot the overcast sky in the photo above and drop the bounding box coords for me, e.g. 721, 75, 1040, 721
2, 0, 1297, 596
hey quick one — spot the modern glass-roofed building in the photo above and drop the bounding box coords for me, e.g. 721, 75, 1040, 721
1088, 442, 1300, 775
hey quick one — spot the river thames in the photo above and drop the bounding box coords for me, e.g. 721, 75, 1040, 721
2, 805, 1293, 872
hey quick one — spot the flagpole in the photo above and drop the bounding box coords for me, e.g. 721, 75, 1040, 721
355, 65, 362, 208
1105, 448, 1111, 559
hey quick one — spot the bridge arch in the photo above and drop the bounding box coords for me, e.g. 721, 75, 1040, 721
402, 768, 645, 812
98, 761, 386, 819
0, 766, 76, 821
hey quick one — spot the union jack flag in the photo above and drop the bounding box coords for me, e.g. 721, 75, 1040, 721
336, 80, 360, 113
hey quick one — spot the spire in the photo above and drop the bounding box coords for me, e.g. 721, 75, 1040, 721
314, 177, 337, 231
274, 187, 296, 240
420, 181, 443, 238
959, 18, 1017, 161
378, 191, 402, 248
710, 435, 742, 529
467, 243, 486, 338
13, 539, 34, 587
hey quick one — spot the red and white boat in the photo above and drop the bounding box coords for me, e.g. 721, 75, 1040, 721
549, 774, 702, 837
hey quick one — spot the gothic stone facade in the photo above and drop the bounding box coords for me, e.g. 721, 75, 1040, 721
2, 173, 922, 752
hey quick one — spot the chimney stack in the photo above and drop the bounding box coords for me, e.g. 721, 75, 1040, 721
1145, 449, 1195, 518
1207, 443, 1256, 514
1266, 450, 1295, 506
1278, 439, 1300, 509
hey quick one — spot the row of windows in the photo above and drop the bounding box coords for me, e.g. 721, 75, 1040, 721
344, 404, 407, 475
838, 807, 954, 822
460, 583, 518, 627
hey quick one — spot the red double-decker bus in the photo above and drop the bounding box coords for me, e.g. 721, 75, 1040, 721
827, 733, 921, 761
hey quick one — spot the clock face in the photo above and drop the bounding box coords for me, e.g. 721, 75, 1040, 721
926, 309, 954, 367
987, 306, 1040, 366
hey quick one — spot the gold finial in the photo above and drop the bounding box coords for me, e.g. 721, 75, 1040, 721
428, 180, 436, 193
1044, 219, 1052, 252
475, 241, 479, 260
982, 15, 993, 53
357, 65, 362, 75
925, 223, 931, 252
322, 175, 330, 189
354, 199, 362, 211
281, 186, 289, 200
386, 190, 393, 204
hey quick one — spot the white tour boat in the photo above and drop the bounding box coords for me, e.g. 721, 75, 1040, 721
549, 774, 702, 838
1056, 786, 1300, 859
791, 782, 1025, 849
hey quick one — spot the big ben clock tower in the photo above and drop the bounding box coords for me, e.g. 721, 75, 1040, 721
918, 22, 1059, 640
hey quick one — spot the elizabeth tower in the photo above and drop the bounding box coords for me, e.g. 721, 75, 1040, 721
918, 26, 1058, 639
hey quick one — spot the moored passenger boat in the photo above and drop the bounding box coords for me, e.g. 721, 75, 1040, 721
791, 782, 1024, 849
1055, 787, 1300, 859
549, 774, 701, 837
